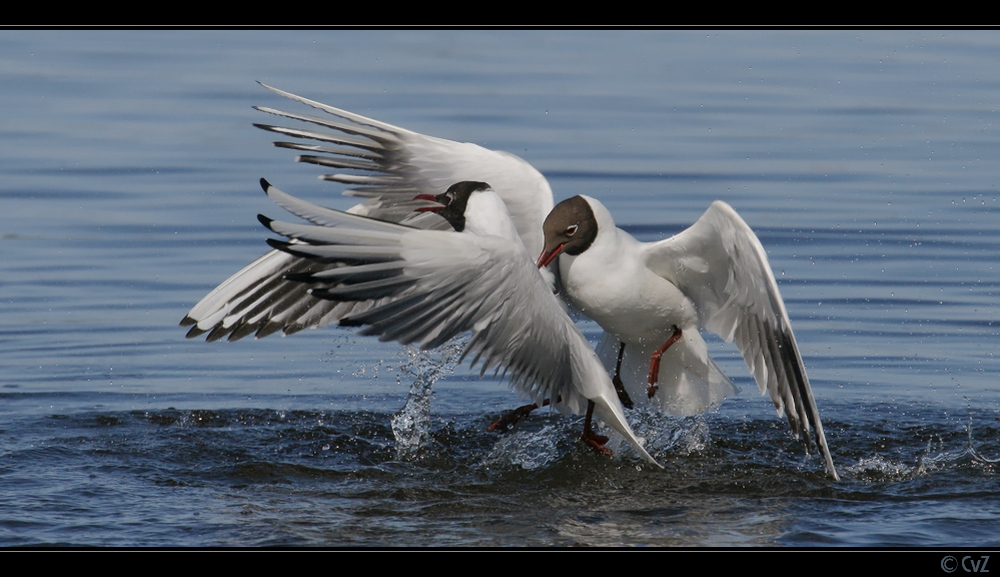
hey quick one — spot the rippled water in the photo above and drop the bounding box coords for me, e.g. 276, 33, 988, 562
2, 30, 998, 546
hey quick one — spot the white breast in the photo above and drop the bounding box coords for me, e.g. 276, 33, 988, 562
560, 226, 696, 343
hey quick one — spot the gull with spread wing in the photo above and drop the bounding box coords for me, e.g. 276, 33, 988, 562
181, 83, 553, 342
252, 178, 660, 466
182, 85, 836, 478
537, 195, 839, 480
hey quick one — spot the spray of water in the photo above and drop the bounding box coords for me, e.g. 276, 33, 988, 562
390, 338, 465, 458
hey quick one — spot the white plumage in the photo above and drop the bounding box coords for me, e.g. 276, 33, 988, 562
183, 84, 837, 478
255, 179, 660, 466
181, 83, 553, 341
540, 195, 839, 480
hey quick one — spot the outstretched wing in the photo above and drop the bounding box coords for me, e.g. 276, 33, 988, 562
180, 248, 370, 341
254, 83, 554, 254
182, 84, 554, 341
256, 179, 658, 467
643, 201, 838, 480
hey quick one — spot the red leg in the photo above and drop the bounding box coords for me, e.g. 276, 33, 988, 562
612, 341, 634, 409
647, 325, 683, 398
488, 397, 558, 432
581, 400, 612, 457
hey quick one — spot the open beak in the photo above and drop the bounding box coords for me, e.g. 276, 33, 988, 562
413, 193, 445, 213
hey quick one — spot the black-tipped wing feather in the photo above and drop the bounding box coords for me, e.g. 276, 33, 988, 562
256, 180, 579, 411
644, 200, 838, 480
182, 84, 553, 341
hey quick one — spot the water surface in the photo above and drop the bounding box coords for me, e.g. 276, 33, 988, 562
1, 30, 998, 547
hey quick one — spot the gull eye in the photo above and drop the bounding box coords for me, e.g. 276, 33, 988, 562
565, 224, 578, 237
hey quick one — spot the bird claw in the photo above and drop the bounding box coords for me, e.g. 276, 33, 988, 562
580, 398, 613, 458
582, 429, 613, 458
487, 402, 539, 432
646, 384, 659, 398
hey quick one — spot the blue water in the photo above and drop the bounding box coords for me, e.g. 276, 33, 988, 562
1, 30, 998, 546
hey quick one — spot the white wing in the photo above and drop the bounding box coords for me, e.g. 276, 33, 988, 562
254, 83, 554, 253
643, 201, 838, 480
257, 180, 658, 467
180, 248, 375, 341
181, 84, 554, 341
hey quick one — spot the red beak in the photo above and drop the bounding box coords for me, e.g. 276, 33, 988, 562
413, 193, 444, 213
536, 244, 565, 269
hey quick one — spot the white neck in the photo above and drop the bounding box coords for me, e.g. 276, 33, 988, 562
464, 189, 520, 241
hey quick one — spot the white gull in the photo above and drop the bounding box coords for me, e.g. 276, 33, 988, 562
182, 84, 837, 477
255, 178, 660, 466
537, 195, 839, 480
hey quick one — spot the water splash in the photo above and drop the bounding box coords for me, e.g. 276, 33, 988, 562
848, 413, 1000, 481
607, 404, 711, 459
482, 425, 562, 470
849, 455, 916, 481
390, 338, 464, 459
915, 415, 1000, 475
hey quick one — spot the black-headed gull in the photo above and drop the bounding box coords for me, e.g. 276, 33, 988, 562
537, 195, 839, 480
181, 83, 553, 341
254, 178, 660, 466
182, 85, 835, 477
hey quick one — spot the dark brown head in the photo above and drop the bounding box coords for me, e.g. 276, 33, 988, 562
414, 181, 491, 232
536, 195, 598, 268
